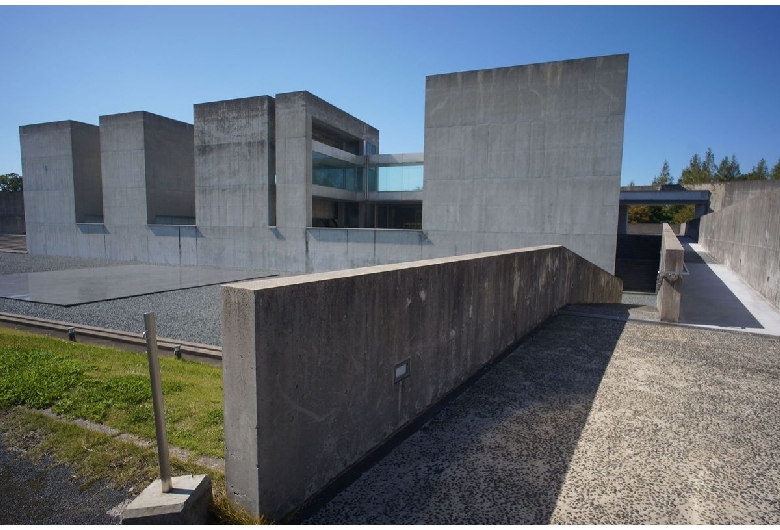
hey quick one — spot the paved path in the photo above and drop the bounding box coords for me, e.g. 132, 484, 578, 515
680, 239, 780, 336
304, 314, 780, 524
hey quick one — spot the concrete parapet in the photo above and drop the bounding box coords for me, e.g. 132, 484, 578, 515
221, 245, 622, 520
698, 188, 780, 310
657, 223, 684, 322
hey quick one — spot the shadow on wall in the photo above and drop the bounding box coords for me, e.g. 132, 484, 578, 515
302, 314, 626, 524
679, 239, 763, 329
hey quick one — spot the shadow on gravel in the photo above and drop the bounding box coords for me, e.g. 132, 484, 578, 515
302, 314, 626, 524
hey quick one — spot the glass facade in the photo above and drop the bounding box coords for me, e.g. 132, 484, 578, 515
368, 164, 424, 192
312, 151, 363, 192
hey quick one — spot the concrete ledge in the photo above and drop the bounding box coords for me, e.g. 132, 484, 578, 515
657, 223, 684, 322
121, 474, 212, 525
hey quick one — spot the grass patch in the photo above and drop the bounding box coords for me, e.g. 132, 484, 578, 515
0, 407, 269, 524
0, 326, 224, 458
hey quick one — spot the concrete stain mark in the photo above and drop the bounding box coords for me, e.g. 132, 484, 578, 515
597, 83, 619, 103
275, 376, 336, 424
419, 290, 427, 302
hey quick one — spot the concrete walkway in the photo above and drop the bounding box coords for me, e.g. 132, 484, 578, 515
304, 314, 780, 524
679, 238, 780, 336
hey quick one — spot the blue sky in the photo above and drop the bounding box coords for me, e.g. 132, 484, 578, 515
1, 5, 779, 185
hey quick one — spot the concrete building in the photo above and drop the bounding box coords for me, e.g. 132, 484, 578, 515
20, 53, 628, 273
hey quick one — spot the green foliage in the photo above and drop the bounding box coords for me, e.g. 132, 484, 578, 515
744, 158, 770, 180
0, 173, 23, 192
651, 160, 674, 186
627, 204, 695, 225
715, 155, 741, 181
680, 153, 707, 184
0, 327, 224, 458
0, 408, 269, 524
772, 159, 780, 180
0, 348, 84, 408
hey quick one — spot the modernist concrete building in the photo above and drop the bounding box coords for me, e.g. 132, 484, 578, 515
20, 53, 628, 273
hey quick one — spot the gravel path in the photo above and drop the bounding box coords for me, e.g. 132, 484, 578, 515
0, 253, 244, 346
305, 315, 780, 524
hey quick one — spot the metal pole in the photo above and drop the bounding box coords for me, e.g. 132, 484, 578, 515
143, 312, 172, 493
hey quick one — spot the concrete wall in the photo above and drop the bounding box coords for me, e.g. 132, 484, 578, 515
0, 192, 25, 234
627, 223, 681, 236
20, 120, 102, 255
195, 96, 275, 229
143, 113, 195, 223
685, 180, 780, 212
699, 188, 780, 310
657, 223, 684, 322
221, 245, 623, 520
422, 54, 628, 274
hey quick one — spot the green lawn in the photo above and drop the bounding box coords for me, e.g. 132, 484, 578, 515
0, 326, 224, 459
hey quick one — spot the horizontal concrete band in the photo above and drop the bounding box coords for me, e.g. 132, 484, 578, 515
0, 312, 221, 361
221, 245, 622, 520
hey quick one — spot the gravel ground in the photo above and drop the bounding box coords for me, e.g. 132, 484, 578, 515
0, 424, 128, 524
305, 315, 780, 524
0, 253, 245, 346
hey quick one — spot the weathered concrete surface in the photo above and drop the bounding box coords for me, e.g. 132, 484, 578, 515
686, 180, 780, 212
657, 223, 684, 322
304, 314, 780, 524
221, 246, 622, 520
423, 54, 629, 273
698, 187, 780, 310
20, 120, 102, 256
121, 474, 212, 525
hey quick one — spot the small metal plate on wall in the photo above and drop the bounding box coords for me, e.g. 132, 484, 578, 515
394, 359, 411, 383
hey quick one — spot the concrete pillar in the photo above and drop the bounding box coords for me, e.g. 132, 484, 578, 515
617, 204, 629, 234
19, 120, 102, 255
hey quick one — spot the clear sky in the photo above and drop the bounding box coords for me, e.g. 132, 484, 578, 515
1, 5, 779, 185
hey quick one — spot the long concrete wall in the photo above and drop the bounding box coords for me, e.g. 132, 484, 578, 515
221, 245, 623, 520
685, 180, 780, 212
422, 54, 628, 274
699, 188, 780, 310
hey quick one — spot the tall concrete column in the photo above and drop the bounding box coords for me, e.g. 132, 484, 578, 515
617, 204, 629, 234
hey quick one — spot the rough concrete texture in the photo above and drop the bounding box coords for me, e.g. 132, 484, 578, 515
19, 120, 101, 255
121, 474, 212, 525
698, 187, 780, 310
221, 245, 622, 520
686, 179, 780, 212
304, 314, 780, 524
657, 223, 684, 322
422, 54, 629, 273
100, 111, 194, 227
195, 96, 275, 229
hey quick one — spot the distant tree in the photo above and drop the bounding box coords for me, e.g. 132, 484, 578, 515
651, 160, 674, 186
628, 205, 652, 223
628, 180, 636, 187
745, 158, 769, 180
669, 204, 695, 224
715, 155, 741, 181
679, 153, 708, 184
702, 148, 716, 182
0, 173, 22, 192
771, 158, 780, 180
